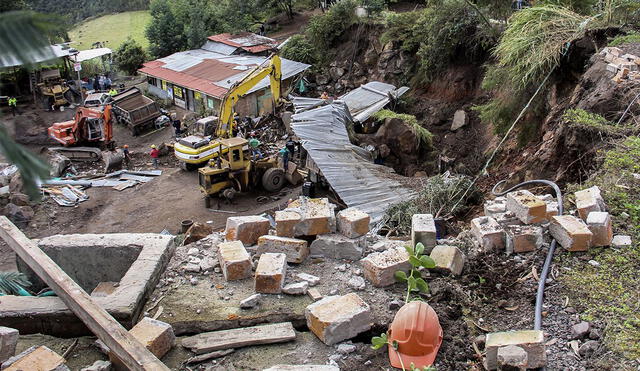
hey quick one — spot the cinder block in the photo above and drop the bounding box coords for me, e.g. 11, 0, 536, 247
411, 214, 437, 252
309, 234, 365, 260
275, 210, 301, 237
305, 293, 372, 345
575, 186, 606, 221
361, 245, 411, 287
0, 327, 18, 363
429, 245, 465, 276
485, 330, 546, 370
505, 225, 543, 254
110, 318, 175, 369
611, 235, 632, 248
287, 197, 336, 236
471, 216, 505, 252
586, 211, 613, 247
2, 346, 69, 371
337, 208, 370, 238
506, 190, 547, 224
218, 241, 252, 281
549, 215, 593, 252
225, 216, 270, 246
257, 235, 309, 263
255, 253, 287, 294
484, 197, 506, 217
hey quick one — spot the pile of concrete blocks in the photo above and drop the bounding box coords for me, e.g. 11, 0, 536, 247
600, 47, 640, 83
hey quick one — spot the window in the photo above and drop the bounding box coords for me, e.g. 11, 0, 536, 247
173, 86, 183, 98
232, 149, 240, 161
148, 76, 158, 86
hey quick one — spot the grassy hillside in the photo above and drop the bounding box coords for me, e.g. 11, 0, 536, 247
69, 11, 151, 51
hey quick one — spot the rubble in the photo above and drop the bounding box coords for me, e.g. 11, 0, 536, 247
586, 211, 613, 247
240, 294, 262, 309
257, 235, 309, 264
307, 288, 323, 301
275, 210, 302, 237
120, 317, 175, 361
254, 253, 287, 294
571, 321, 590, 339
183, 222, 214, 245
218, 241, 253, 281
1, 345, 69, 371
309, 234, 365, 260
296, 272, 320, 286
225, 216, 271, 246
0, 327, 18, 363
429, 245, 465, 276
485, 330, 546, 370
484, 197, 506, 218
285, 197, 336, 236
181, 322, 296, 354
471, 216, 505, 251
574, 186, 606, 221
263, 366, 339, 371
549, 215, 593, 251
496, 345, 528, 369
282, 281, 309, 295
611, 235, 632, 248
305, 293, 372, 345
361, 243, 411, 287
336, 208, 370, 238
80, 360, 112, 371
505, 225, 543, 254
347, 275, 366, 290
411, 214, 437, 252
505, 190, 547, 224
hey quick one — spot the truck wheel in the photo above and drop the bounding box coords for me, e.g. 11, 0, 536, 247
261, 168, 285, 192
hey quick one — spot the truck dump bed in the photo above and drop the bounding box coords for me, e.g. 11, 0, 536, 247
112, 87, 162, 135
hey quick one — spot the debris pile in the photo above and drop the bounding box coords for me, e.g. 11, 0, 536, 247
601, 46, 640, 83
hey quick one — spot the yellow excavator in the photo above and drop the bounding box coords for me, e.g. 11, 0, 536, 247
174, 54, 282, 170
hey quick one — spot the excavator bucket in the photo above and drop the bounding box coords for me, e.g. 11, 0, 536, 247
103, 150, 124, 173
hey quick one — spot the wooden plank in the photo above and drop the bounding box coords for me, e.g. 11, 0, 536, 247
0, 217, 170, 371
181, 322, 296, 354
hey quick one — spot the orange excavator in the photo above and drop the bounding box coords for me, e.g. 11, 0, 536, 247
48, 106, 120, 166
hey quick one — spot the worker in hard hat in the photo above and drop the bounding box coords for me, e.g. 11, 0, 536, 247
248, 133, 262, 160
279, 146, 290, 171
108, 88, 118, 96
8, 96, 18, 116
122, 144, 131, 169
387, 301, 442, 369
150, 144, 159, 169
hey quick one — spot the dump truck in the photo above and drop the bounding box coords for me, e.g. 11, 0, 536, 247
111, 87, 163, 135
36, 69, 72, 109
198, 137, 286, 207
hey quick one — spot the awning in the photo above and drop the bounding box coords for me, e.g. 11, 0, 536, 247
74, 48, 112, 62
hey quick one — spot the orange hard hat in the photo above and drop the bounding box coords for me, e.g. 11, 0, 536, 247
123, 144, 129, 148
388, 301, 443, 369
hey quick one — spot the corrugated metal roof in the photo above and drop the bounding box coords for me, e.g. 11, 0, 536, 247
201, 40, 238, 55
207, 32, 278, 54
0, 43, 71, 68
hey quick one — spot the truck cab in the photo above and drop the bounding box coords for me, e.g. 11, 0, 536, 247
174, 116, 221, 170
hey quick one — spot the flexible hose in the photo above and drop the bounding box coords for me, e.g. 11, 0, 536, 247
491, 179, 564, 330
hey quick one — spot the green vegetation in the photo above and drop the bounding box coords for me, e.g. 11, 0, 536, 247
372, 110, 434, 149
561, 136, 640, 360
69, 10, 151, 50
115, 37, 147, 75
394, 242, 436, 302
281, 34, 318, 65
306, 0, 358, 53
560, 108, 632, 136
26, 0, 149, 23
609, 31, 640, 46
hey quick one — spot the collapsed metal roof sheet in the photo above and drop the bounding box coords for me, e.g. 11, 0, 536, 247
0, 43, 71, 68
339, 81, 410, 122
291, 96, 414, 223
207, 32, 278, 54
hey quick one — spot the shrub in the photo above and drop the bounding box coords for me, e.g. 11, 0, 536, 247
609, 32, 640, 46
372, 109, 434, 149
380, 10, 422, 52
281, 34, 318, 65
115, 37, 147, 75
306, 0, 358, 53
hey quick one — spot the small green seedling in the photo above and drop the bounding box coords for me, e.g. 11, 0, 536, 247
371, 332, 407, 370
410, 363, 437, 371
394, 242, 436, 303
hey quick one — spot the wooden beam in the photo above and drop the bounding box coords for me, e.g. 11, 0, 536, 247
0, 217, 170, 371
181, 322, 296, 354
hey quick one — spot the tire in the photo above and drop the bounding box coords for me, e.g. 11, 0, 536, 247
261, 167, 285, 192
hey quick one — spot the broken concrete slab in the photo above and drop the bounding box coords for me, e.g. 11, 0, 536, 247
505, 225, 543, 254
309, 234, 365, 260
586, 211, 613, 247
257, 235, 309, 264
0, 327, 18, 363
225, 216, 270, 246
611, 235, 632, 248
506, 190, 547, 224
549, 215, 593, 252
282, 282, 309, 295
296, 273, 320, 286
411, 214, 437, 252
1, 345, 69, 371
485, 330, 546, 370
362, 243, 411, 287
336, 208, 370, 238
218, 241, 252, 281
181, 322, 296, 354
429, 245, 465, 276
184, 222, 214, 245
240, 294, 261, 309
307, 288, 323, 302
575, 186, 606, 221
305, 293, 372, 345
255, 253, 287, 294
471, 216, 505, 252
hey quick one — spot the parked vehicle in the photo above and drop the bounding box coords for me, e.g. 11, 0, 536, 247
111, 87, 163, 135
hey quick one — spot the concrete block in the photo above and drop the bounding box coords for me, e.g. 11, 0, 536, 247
282, 281, 308, 295
1, 346, 69, 371
505, 225, 543, 254
586, 211, 613, 247
429, 245, 465, 276
485, 330, 546, 370
127, 317, 175, 359
309, 234, 365, 260
361, 245, 411, 287
0, 327, 18, 363
606, 63, 619, 73
296, 273, 320, 286
493, 211, 523, 228
506, 190, 547, 224
497, 345, 527, 369
337, 208, 370, 238
611, 235, 632, 248
225, 216, 270, 246
575, 186, 606, 221
471, 216, 505, 252
218, 241, 252, 281
484, 197, 506, 217
305, 293, 372, 345
255, 253, 287, 294
287, 197, 336, 236
257, 235, 309, 264
411, 214, 437, 252
307, 288, 323, 301
546, 201, 559, 219
275, 211, 302, 237
608, 47, 623, 57
549, 215, 593, 252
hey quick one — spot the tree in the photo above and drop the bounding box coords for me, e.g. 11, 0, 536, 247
146, 0, 186, 58
115, 38, 146, 75
0, 0, 27, 12
281, 34, 317, 64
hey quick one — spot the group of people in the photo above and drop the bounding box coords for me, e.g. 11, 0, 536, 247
89, 74, 113, 92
